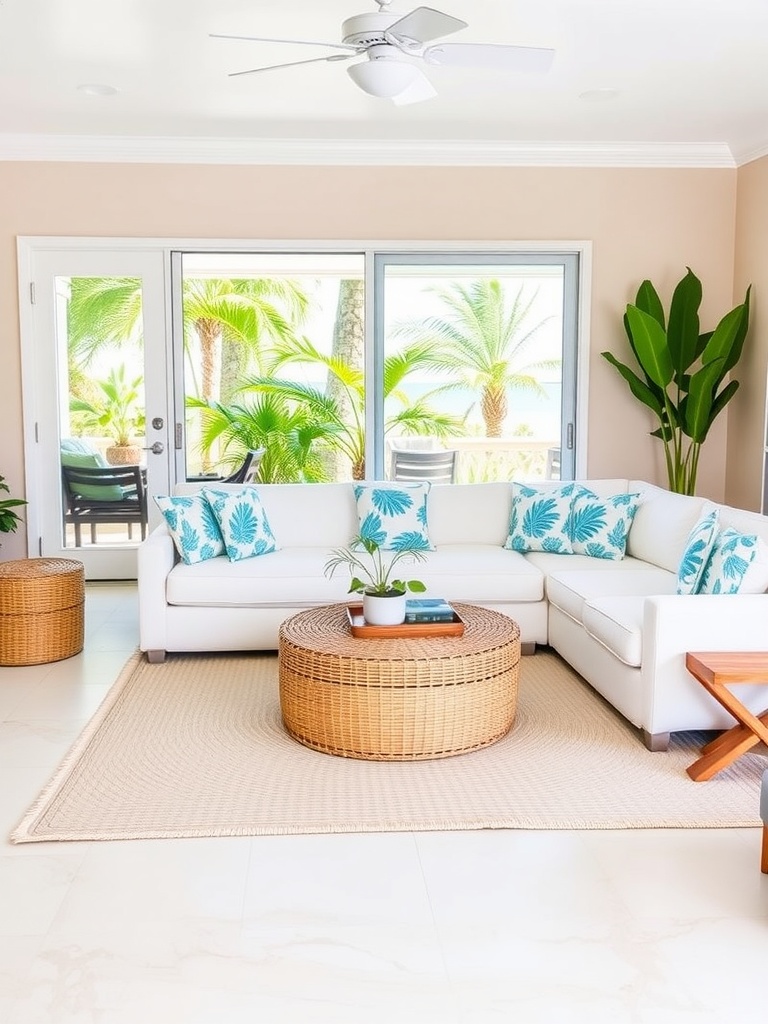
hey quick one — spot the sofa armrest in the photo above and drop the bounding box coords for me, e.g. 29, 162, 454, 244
641, 594, 768, 732
138, 524, 175, 656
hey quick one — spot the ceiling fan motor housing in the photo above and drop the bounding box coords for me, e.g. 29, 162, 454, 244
341, 13, 401, 47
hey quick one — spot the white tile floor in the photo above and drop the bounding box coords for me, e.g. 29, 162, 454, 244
1, 583, 766, 1023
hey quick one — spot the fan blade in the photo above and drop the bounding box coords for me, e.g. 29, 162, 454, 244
229, 53, 354, 78
385, 7, 467, 48
424, 43, 555, 72
211, 33, 359, 52
392, 72, 438, 106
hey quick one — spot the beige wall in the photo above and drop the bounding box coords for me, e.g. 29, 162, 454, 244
730, 154, 768, 512
0, 161, 740, 561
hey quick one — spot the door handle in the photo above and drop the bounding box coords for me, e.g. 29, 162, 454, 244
142, 441, 165, 455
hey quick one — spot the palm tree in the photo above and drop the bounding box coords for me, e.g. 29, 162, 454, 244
187, 393, 334, 484
390, 279, 558, 437
242, 335, 465, 479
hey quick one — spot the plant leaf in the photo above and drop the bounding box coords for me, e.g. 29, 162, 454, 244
624, 306, 674, 388
601, 352, 665, 420
667, 267, 701, 379
685, 358, 726, 441
634, 279, 665, 328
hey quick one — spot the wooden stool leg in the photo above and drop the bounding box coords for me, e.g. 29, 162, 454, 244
762, 825, 768, 874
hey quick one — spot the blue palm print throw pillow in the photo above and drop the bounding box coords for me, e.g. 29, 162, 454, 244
568, 489, 641, 560
676, 509, 720, 594
504, 482, 581, 554
698, 528, 768, 595
202, 488, 279, 562
353, 482, 433, 551
154, 494, 226, 565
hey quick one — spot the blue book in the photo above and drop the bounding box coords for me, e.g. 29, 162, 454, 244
404, 598, 455, 623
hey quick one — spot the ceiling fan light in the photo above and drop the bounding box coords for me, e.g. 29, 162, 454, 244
347, 58, 421, 99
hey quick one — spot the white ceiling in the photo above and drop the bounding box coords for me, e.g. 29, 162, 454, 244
2, 0, 767, 166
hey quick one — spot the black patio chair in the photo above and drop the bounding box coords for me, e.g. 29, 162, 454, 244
61, 463, 148, 546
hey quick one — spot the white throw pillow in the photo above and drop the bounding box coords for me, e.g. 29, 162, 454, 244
353, 482, 433, 551
154, 494, 225, 565
202, 487, 279, 562
676, 509, 720, 595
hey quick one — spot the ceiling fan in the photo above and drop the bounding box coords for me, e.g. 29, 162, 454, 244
212, 1, 555, 106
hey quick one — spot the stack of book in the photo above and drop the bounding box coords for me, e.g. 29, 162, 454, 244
404, 598, 456, 624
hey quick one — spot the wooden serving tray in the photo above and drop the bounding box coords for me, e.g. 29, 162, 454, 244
346, 603, 465, 639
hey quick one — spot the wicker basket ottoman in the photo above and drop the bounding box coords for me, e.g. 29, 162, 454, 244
0, 558, 85, 666
279, 602, 521, 761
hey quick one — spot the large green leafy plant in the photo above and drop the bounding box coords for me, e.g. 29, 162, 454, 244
0, 475, 27, 535
602, 269, 751, 495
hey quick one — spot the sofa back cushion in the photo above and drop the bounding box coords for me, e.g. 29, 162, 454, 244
626, 482, 707, 572
174, 482, 358, 548
428, 483, 513, 546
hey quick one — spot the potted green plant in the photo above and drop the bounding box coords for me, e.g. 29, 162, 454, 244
70, 364, 146, 466
0, 475, 27, 541
324, 536, 427, 626
602, 268, 751, 495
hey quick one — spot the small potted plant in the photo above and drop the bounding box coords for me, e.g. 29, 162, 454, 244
324, 536, 427, 626
70, 364, 146, 466
0, 474, 27, 544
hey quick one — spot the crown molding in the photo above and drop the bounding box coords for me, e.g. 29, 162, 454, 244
0, 134, 738, 168
731, 140, 768, 168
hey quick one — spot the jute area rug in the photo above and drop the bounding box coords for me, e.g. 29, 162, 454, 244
12, 650, 765, 843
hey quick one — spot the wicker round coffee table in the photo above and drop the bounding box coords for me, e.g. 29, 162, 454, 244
278, 603, 521, 761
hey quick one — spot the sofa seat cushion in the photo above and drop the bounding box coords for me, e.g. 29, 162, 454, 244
524, 551, 653, 576
166, 548, 353, 607
547, 568, 676, 624
415, 545, 544, 603
581, 596, 646, 667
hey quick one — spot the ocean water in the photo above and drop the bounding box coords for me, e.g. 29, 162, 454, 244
391, 380, 562, 437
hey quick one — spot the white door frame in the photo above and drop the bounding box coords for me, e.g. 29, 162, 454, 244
18, 242, 173, 579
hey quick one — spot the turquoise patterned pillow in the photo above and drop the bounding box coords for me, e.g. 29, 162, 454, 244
676, 509, 720, 595
154, 494, 225, 565
353, 482, 433, 551
504, 483, 581, 554
568, 490, 640, 560
698, 528, 768, 595
202, 488, 279, 562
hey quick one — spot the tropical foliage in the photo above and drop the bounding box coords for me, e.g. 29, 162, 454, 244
389, 279, 558, 437
240, 335, 465, 479
0, 475, 27, 534
602, 269, 751, 495
324, 536, 427, 596
70, 364, 145, 446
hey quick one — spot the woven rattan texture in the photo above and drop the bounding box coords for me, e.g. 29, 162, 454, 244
0, 557, 84, 665
279, 603, 521, 760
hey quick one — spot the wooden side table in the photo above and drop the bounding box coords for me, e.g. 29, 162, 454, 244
685, 652, 768, 781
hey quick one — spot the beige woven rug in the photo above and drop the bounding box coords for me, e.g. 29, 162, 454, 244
12, 650, 766, 843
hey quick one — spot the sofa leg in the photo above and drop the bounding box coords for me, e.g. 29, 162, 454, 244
520, 641, 536, 656
146, 649, 166, 664
762, 825, 768, 874
642, 729, 670, 752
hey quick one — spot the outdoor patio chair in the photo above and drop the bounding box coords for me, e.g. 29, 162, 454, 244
221, 448, 266, 484
390, 448, 458, 485
61, 463, 148, 547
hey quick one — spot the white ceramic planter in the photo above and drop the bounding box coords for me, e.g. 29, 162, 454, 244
363, 591, 407, 626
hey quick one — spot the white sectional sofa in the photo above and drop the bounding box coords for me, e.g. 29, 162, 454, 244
138, 478, 768, 750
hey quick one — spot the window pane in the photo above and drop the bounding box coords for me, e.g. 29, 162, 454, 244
380, 262, 565, 484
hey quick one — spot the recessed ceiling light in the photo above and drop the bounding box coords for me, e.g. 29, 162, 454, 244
578, 88, 620, 102
77, 83, 119, 97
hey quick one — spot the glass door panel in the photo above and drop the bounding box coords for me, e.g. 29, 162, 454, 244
22, 249, 170, 579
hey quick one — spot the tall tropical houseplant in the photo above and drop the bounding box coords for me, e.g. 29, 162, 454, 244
602, 269, 751, 495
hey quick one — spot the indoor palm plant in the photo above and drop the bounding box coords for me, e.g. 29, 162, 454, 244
324, 536, 427, 626
602, 268, 751, 495
0, 474, 27, 542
